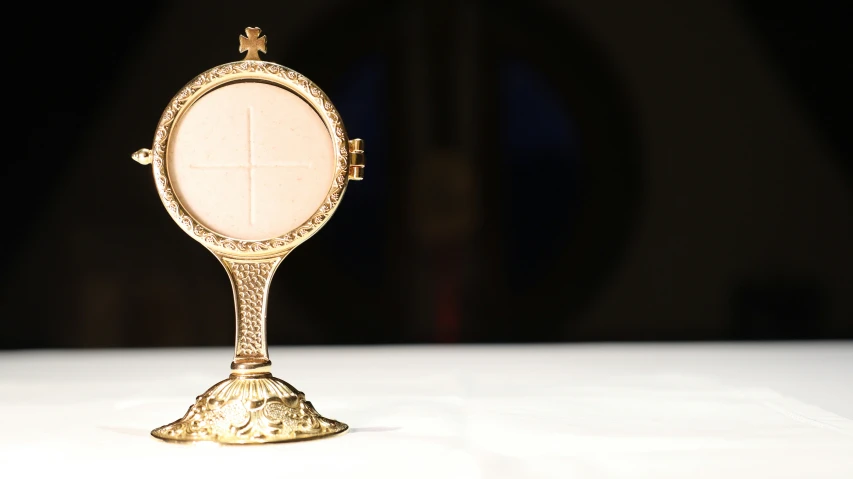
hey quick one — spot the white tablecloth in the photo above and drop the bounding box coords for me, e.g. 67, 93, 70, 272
1, 342, 851, 478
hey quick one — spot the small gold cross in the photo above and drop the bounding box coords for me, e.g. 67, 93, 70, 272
239, 27, 267, 61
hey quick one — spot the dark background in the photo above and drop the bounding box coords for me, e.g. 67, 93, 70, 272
5, 0, 851, 349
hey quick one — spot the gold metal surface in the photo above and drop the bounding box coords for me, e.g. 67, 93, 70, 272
135, 27, 360, 444
151, 373, 347, 444
348, 166, 365, 181
239, 27, 267, 61
148, 58, 351, 257
131, 148, 152, 165
347, 138, 365, 181
220, 255, 284, 371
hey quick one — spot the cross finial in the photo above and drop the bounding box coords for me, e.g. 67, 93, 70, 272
239, 27, 267, 61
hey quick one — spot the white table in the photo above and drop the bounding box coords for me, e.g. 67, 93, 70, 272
1, 342, 851, 478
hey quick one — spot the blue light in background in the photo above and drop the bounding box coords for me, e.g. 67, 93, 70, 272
500, 59, 581, 291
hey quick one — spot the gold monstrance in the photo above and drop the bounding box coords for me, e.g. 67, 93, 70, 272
132, 27, 364, 444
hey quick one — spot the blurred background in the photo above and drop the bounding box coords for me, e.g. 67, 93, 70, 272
6, 0, 851, 349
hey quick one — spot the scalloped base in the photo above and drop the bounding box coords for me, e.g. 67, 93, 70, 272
151, 373, 347, 444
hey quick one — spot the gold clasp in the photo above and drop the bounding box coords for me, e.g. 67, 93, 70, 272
132, 148, 152, 165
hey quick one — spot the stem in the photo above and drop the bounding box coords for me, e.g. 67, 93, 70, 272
220, 254, 288, 371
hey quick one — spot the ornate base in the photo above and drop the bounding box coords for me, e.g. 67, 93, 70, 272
151, 373, 348, 444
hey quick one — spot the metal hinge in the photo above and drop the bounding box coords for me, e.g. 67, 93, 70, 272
348, 138, 365, 180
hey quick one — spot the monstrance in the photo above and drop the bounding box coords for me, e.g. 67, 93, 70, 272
132, 27, 364, 444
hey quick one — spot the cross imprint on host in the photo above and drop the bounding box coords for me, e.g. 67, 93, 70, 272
190, 106, 313, 225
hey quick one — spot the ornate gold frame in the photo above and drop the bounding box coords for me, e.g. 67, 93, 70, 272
152, 61, 351, 256
132, 28, 362, 445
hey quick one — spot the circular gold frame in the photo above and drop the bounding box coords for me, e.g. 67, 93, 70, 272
151, 61, 350, 257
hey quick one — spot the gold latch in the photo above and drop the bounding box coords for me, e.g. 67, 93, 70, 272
132, 148, 152, 165
348, 138, 365, 181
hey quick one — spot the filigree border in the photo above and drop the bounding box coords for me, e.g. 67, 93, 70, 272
151, 61, 349, 256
